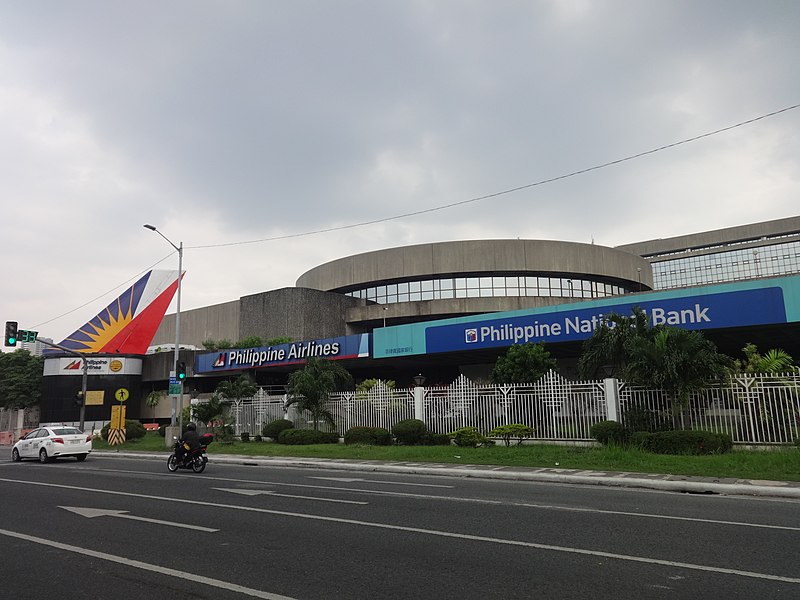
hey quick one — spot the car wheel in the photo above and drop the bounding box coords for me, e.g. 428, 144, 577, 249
76, 454, 87, 462
39, 448, 50, 464
11, 448, 21, 462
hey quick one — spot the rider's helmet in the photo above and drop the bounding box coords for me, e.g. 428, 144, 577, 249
186, 422, 196, 431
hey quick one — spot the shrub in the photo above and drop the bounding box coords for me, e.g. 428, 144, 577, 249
624, 405, 674, 433
488, 424, 534, 446
449, 426, 494, 448
628, 431, 653, 450
590, 420, 628, 446
646, 430, 733, 455
240, 432, 250, 442
422, 433, 452, 446
392, 419, 428, 445
262, 419, 294, 440
100, 420, 147, 442
254, 435, 263, 443
344, 426, 392, 445
277, 428, 339, 445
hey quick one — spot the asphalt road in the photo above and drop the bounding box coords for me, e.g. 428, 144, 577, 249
1, 454, 799, 599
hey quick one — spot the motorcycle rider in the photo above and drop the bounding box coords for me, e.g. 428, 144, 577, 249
176, 422, 201, 465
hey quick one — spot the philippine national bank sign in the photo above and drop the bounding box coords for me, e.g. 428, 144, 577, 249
374, 280, 796, 359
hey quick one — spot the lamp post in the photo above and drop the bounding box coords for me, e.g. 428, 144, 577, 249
144, 224, 183, 427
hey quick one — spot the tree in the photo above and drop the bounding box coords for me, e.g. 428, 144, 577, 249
624, 328, 732, 428
144, 390, 164, 422
286, 357, 353, 431
737, 343, 797, 374
490, 343, 557, 384
577, 308, 651, 379
215, 374, 258, 405
192, 395, 229, 425
0, 349, 43, 409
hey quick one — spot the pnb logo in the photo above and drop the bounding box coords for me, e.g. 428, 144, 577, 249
465, 329, 478, 343
212, 353, 226, 368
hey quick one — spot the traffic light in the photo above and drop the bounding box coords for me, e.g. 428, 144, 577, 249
75, 391, 84, 407
176, 361, 187, 380
4, 321, 18, 347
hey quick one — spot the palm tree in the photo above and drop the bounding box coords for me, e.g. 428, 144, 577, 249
625, 328, 732, 428
286, 357, 353, 431
144, 390, 163, 423
577, 307, 651, 378
216, 374, 258, 405
739, 343, 797, 374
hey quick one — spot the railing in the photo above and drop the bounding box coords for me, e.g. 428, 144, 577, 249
228, 371, 800, 445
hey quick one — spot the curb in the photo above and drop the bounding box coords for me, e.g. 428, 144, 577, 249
92, 451, 800, 500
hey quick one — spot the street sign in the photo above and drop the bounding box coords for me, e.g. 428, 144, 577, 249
115, 388, 129, 403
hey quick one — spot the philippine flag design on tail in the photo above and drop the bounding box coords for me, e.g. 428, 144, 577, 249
55, 270, 182, 355
213, 353, 226, 368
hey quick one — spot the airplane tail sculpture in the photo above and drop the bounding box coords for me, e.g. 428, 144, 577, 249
54, 270, 182, 354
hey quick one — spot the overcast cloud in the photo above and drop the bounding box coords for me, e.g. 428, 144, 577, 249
1, 0, 798, 344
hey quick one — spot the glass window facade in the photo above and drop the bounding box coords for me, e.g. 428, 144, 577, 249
343, 274, 631, 305
651, 240, 800, 289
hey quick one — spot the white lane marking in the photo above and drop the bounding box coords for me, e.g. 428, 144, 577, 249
59, 506, 219, 532
0, 527, 296, 599
308, 476, 453, 488
65, 467, 800, 532
214, 488, 368, 505
2, 476, 798, 585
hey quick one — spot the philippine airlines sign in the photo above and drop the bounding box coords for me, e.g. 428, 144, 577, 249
195, 334, 370, 373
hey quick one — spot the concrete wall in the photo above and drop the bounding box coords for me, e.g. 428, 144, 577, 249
296, 239, 653, 291
239, 287, 366, 341
616, 215, 800, 258
151, 300, 240, 347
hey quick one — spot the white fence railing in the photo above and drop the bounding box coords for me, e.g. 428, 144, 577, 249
227, 371, 800, 445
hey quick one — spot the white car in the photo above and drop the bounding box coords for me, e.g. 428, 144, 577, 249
11, 426, 92, 463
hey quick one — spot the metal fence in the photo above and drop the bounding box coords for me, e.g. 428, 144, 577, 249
228, 371, 800, 445
619, 373, 800, 444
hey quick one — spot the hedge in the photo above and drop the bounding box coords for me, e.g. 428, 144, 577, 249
644, 430, 733, 455
262, 419, 294, 440
277, 428, 339, 445
392, 419, 428, 445
344, 426, 392, 445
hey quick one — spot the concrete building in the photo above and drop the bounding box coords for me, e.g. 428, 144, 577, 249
37, 216, 800, 426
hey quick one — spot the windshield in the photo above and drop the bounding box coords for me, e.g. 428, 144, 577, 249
53, 428, 83, 435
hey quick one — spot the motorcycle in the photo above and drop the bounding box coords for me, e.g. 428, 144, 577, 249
167, 432, 213, 473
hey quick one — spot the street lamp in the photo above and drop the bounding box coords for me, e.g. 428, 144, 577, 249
144, 224, 183, 426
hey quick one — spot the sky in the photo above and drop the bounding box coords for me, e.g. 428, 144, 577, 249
1, 0, 799, 346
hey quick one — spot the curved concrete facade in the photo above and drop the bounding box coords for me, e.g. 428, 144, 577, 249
297, 239, 653, 330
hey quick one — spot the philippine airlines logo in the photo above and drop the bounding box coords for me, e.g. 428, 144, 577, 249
64, 360, 83, 370
465, 328, 478, 343
212, 353, 226, 368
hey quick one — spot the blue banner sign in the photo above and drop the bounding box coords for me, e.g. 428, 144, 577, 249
195, 333, 371, 373
425, 287, 786, 354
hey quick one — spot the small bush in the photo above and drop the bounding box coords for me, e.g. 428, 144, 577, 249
392, 419, 428, 445
449, 426, 494, 448
240, 432, 250, 442
647, 430, 733, 455
262, 419, 294, 440
623, 405, 674, 433
488, 424, 534, 447
628, 431, 653, 450
254, 435, 263, 443
344, 426, 392, 446
422, 433, 452, 446
590, 420, 628, 446
277, 428, 339, 445
100, 420, 147, 442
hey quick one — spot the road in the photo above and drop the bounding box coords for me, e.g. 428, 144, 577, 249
1, 454, 798, 599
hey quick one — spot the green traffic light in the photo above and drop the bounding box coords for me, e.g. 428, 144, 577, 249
8, 337, 15, 345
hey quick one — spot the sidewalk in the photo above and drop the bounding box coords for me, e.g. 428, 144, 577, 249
92, 450, 800, 500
